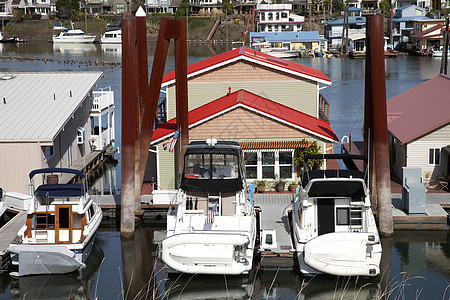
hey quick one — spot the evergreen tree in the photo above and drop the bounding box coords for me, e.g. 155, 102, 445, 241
176, 0, 189, 18
56, 0, 79, 19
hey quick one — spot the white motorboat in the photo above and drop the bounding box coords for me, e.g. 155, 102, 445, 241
291, 154, 382, 277
161, 139, 258, 275
431, 49, 450, 57
52, 24, 96, 44
8, 168, 102, 276
101, 29, 122, 44
252, 41, 300, 58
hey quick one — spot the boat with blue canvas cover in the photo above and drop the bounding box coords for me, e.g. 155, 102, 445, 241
8, 168, 102, 276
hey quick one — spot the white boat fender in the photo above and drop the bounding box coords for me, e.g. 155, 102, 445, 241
366, 234, 379, 245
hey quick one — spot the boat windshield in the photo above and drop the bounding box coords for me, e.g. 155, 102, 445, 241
184, 153, 239, 180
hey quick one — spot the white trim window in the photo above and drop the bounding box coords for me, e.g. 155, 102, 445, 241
244, 149, 294, 180
428, 147, 441, 166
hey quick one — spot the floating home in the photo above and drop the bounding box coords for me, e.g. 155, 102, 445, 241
387, 74, 450, 185
151, 48, 338, 190
0, 72, 115, 193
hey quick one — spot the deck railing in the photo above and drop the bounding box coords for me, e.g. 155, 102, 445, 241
92, 89, 114, 112
319, 94, 329, 122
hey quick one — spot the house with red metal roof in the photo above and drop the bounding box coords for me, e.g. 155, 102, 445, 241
151, 89, 338, 189
387, 74, 450, 185
148, 47, 337, 190
161, 47, 332, 122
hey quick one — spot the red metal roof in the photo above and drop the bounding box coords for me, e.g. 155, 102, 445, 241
151, 89, 338, 143
161, 47, 331, 86
387, 74, 450, 144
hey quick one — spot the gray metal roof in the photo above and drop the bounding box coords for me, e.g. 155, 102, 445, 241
0, 72, 103, 142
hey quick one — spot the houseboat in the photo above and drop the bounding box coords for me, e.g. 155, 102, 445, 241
161, 139, 258, 275
291, 154, 382, 276
8, 168, 102, 276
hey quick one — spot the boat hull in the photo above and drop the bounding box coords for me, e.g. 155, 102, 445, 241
262, 49, 299, 58
297, 232, 382, 276
52, 36, 96, 43
162, 232, 253, 275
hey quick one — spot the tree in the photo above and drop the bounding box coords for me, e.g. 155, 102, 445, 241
56, 0, 79, 19
176, 0, 189, 18
294, 140, 323, 170
379, 0, 391, 16
222, 0, 233, 15
332, 0, 344, 15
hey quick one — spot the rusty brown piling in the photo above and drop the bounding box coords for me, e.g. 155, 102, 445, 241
135, 8, 148, 213
139, 18, 189, 189
365, 15, 393, 237
121, 18, 138, 237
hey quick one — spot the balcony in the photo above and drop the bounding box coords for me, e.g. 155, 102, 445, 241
92, 88, 114, 113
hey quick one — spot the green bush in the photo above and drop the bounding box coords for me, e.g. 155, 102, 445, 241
294, 139, 323, 170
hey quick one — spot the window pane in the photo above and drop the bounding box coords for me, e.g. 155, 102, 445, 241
244, 152, 257, 165
212, 154, 238, 179
262, 152, 274, 165
279, 151, 292, 165
434, 148, 440, 165
429, 149, 434, 164
280, 166, 292, 178
262, 166, 275, 178
246, 166, 257, 179
336, 208, 349, 225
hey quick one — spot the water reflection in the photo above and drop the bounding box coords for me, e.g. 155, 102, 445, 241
101, 44, 122, 57
52, 43, 97, 56
9, 245, 104, 299
163, 274, 253, 299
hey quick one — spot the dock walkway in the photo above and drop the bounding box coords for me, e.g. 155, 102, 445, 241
0, 210, 27, 252
95, 190, 450, 231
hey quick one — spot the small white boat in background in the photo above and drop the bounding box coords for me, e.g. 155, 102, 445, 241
8, 168, 102, 276
161, 139, 259, 275
292, 154, 382, 277
252, 41, 300, 58
101, 29, 122, 44
431, 49, 450, 57
52, 23, 96, 44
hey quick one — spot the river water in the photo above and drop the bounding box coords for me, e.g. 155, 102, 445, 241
0, 42, 449, 299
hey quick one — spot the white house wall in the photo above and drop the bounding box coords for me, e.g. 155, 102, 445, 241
406, 123, 450, 182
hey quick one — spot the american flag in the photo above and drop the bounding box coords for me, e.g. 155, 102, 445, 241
163, 130, 179, 152
205, 203, 218, 224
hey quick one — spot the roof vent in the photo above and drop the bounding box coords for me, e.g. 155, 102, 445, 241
3, 98, 6, 104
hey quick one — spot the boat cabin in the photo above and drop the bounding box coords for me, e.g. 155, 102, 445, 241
181, 140, 246, 217
23, 168, 94, 245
